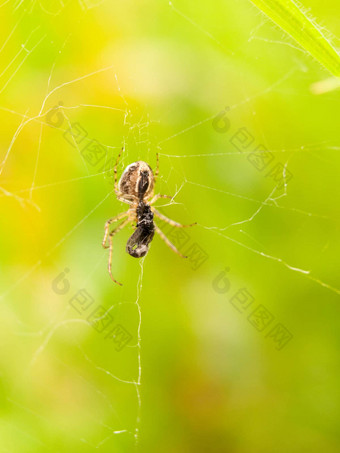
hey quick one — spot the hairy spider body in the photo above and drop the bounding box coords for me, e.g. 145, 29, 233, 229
118, 161, 154, 203
102, 149, 196, 285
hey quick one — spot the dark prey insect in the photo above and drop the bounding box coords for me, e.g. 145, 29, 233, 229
102, 148, 196, 285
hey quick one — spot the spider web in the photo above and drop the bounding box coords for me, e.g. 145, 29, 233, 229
0, 0, 340, 451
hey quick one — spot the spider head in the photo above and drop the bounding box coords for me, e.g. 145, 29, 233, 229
118, 161, 154, 201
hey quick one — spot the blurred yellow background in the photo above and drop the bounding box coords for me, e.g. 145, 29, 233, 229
0, 0, 339, 452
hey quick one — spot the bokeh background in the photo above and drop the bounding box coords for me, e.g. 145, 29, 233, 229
0, 0, 339, 452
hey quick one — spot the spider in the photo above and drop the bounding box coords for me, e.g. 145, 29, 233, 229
102, 148, 196, 285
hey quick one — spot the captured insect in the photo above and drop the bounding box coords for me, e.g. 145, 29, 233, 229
102, 148, 196, 285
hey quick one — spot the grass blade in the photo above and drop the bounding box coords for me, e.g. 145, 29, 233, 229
249, 0, 340, 76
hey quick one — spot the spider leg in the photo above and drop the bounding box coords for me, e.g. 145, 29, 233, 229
108, 218, 130, 286
149, 194, 172, 205
152, 208, 197, 228
102, 211, 128, 249
154, 152, 159, 183
114, 146, 124, 193
116, 193, 134, 205
154, 222, 187, 259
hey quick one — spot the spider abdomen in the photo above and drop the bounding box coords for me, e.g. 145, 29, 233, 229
118, 161, 154, 201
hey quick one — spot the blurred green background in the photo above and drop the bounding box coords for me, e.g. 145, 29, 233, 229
0, 0, 340, 452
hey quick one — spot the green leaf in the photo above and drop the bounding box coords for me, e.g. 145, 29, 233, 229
249, 0, 340, 76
